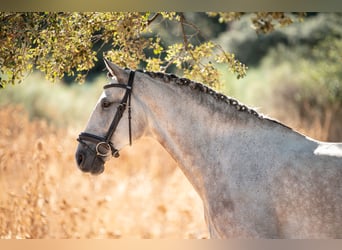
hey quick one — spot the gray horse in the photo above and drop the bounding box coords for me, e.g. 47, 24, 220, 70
75, 59, 342, 238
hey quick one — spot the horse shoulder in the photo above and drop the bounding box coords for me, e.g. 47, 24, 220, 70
270, 138, 342, 238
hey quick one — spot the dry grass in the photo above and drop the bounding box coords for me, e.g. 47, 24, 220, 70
0, 100, 338, 239
0, 105, 208, 239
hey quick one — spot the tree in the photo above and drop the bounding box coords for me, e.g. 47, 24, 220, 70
0, 12, 304, 89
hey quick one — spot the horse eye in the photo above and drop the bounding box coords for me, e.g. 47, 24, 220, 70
101, 99, 111, 109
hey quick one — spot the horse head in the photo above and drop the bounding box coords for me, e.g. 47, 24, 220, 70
75, 59, 146, 174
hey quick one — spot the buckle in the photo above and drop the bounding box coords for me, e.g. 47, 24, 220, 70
95, 142, 112, 157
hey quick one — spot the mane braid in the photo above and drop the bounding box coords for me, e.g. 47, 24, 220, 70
140, 69, 262, 118
137, 69, 291, 130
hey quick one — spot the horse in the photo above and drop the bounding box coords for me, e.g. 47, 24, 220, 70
75, 58, 342, 238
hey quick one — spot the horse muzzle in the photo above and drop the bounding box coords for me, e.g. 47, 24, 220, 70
75, 132, 121, 175
75, 143, 106, 175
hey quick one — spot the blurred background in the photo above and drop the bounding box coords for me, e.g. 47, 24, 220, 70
0, 12, 341, 238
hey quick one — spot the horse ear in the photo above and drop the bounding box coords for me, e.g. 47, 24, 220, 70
103, 58, 129, 83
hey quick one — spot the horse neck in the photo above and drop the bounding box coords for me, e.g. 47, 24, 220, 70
134, 73, 297, 196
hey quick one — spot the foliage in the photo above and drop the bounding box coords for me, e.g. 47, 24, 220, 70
311, 38, 342, 104
219, 34, 342, 141
264, 36, 342, 107
217, 13, 341, 66
263, 37, 342, 141
0, 72, 103, 127
0, 12, 304, 89
209, 12, 303, 33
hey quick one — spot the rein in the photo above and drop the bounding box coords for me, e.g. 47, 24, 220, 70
77, 70, 135, 158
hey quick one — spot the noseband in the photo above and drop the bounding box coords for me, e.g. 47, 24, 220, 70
77, 70, 135, 158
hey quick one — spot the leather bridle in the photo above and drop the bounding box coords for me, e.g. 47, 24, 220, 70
77, 70, 135, 158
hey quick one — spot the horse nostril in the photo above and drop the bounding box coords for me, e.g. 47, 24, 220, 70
76, 151, 85, 166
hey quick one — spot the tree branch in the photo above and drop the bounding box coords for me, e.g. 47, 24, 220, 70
147, 13, 160, 26
179, 13, 189, 50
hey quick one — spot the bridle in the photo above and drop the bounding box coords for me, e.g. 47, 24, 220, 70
77, 70, 135, 158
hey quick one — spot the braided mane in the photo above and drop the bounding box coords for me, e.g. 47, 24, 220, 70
134, 69, 292, 130
137, 69, 261, 118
